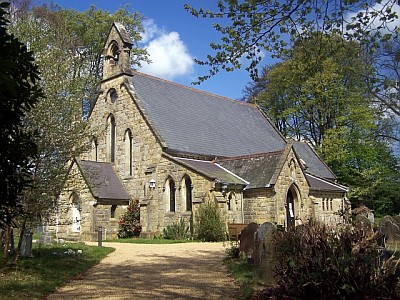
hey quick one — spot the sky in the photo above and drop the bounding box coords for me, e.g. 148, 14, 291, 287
34, 0, 261, 100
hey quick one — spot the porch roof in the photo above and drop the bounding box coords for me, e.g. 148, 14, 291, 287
76, 159, 130, 202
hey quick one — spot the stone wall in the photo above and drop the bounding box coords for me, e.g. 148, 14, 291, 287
56, 163, 127, 241
310, 192, 346, 225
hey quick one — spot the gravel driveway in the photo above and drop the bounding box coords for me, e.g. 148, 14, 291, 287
46, 242, 239, 300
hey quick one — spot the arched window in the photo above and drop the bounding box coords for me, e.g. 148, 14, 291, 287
107, 42, 120, 66
124, 129, 133, 176
165, 177, 176, 212
107, 114, 116, 163
91, 138, 98, 161
108, 88, 118, 103
181, 176, 192, 212
227, 192, 236, 211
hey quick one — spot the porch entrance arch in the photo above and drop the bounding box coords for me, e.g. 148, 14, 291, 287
70, 193, 81, 233
286, 185, 300, 230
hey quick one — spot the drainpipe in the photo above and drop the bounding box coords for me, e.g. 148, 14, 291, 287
241, 191, 245, 223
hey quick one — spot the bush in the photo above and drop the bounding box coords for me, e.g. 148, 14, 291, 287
273, 220, 400, 299
118, 200, 141, 238
162, 218, 190, 240
195, 199, 226, 242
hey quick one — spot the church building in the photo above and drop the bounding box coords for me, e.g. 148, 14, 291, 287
56, 23, 348, 241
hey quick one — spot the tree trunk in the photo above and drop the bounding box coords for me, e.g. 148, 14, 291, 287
2, 224, 11, 266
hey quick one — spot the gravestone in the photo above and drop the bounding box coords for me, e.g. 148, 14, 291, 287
355, 214, 372, 229
20, 228, 33, 257
38, 228, 53, 245
239, 222, 258, 257
253, 222, 277, 283
379, 216, 400, 244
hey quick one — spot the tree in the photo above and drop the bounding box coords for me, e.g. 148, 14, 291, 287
248, 33, 399, 214
6, 2, 148, 259
0, 1, 43, 261
185, 0, 399, 83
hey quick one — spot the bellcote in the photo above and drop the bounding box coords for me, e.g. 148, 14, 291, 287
102, 22, 133, 80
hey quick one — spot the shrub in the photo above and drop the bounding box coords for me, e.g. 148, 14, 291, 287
118, 200, 141, 238
163, 218, 190, 240
195, 199, 226, 242
273, 220, 400, 299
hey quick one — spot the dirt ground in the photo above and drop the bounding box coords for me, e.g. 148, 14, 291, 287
46, 241, 240, 300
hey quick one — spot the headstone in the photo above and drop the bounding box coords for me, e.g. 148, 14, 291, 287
379, 216, 400, 244
355, 214, 372, 229
392, 215, 400, 226
38, 229, 53, 245
239, 222, 258, 256
20, 228, 33, 257
253, 222, 277, 283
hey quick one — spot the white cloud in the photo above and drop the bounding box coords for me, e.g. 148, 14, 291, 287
345, 1, 400, 33
139, 19, 194, 80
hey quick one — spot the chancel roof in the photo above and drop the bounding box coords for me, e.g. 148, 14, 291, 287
306, 174, 348, 193
292, 141, 337, 180
76, 160, 130, 202
171, 156, 248, 186
216, 151, 285, 189
128, 71, 286, 158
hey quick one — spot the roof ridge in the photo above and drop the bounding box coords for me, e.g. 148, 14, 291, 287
132, 70, 255, 107
215, 150, 285, 162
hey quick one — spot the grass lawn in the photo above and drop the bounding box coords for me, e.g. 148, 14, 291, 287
0, 242, 114, 299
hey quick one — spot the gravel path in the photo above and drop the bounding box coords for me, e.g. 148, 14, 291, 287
46, 242, 240, 300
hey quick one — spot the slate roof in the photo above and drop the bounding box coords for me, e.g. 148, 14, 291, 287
292, 141, 336, 180
216, 151, 285, 189
172, 156, 248, 185
76, 160, 130, 201
128, 71, 286, 158
306, 174, 347, 193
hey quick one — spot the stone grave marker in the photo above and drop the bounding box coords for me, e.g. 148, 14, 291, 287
20, 228, 33, 257
253, 222, 277, 283
355, 214, 372, 229
39, 227, 53, 245
239, 222, 259, 258
392, 215, 400, 226
379, 216, 400, 244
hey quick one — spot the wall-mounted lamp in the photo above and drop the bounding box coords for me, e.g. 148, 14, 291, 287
221, 184, 228, 197
149, 178, 156, 189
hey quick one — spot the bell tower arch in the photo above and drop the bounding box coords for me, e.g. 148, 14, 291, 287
102, 22, 133, 80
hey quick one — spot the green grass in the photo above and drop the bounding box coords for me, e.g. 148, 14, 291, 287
0, 242, 114, 300
104, 237, 194, 244
224, 256, 261, 299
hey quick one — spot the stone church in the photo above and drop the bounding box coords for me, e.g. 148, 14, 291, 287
56, 23, 348, 241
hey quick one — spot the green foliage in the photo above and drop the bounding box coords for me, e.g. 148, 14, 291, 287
225, 242, 240, 259
273, 221, 400, 299
195, 199, 226, 242
185, 1, 399, 83
244, 33, 399, 214
0, 242, 113, 299
0, 2, 43, 229
118, 200, 141, 239
7, 2, 149, 230
105, 238, 192, 244
162, 218, 190, 240
224, 252, 259, 299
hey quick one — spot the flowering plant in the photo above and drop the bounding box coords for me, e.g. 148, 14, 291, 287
118, 199, 141, 238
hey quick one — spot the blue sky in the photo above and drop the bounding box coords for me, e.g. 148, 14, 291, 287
34, 0, 266, 100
